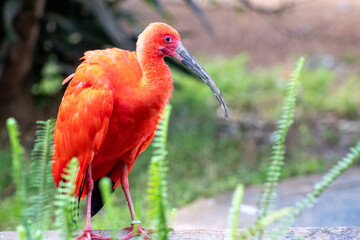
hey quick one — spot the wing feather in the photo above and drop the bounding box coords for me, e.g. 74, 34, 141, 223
52, 83, 113, 198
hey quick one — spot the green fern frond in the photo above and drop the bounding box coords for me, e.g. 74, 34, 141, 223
270, 140, 360, 238
16, 223, 43, 240
147, 104, 172, 240
257, 58, 304, 220
6, 118, 27, 210
226, 184, 244, 240
16, 225, 28, 240
27, 119, 56, 230
54, 157, 78, 240
237, 207, 293, 240
6, 118, 37, 239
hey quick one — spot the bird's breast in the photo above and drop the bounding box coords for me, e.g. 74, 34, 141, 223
91, 93, 163, 167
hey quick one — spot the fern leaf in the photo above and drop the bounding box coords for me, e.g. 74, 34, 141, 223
27, 119, 56, 230
270, 140, 360, 238
257, 57, 304, 221
237, 207, 293, 240
226, 184, 244, 240
7, 118, 45, 240
6, 118, 27, 214
147, 104, 172, 240
54, 158, 78, 240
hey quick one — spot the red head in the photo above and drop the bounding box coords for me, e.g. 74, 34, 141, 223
137, 22, 181, 58
137, 22, 228, 118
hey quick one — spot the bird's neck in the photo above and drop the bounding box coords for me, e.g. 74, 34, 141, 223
138, 50, 174, 109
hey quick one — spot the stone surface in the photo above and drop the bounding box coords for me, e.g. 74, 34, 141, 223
1, 227, 360, 240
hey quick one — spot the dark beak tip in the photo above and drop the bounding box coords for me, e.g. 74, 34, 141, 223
223, 107, 229, 120
217, 103, 229, 119
175, 42, 229, 120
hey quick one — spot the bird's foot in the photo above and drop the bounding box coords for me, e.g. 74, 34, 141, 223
121, 222, 153, 240
76, 230, 111, 240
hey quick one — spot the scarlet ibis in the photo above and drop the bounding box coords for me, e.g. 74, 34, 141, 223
52, 22, 228, 240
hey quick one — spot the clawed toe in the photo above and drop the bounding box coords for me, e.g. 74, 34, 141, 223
76, 230, 111, 240
121, 224, 152, 240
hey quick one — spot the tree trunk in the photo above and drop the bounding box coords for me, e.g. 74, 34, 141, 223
0, 0, 45, 131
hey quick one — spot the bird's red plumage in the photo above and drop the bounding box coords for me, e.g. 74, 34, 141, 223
51, 22, 227, 240
52, 45, 174, 198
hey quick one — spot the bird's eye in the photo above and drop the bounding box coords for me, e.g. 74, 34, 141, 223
165, 36, 171, 42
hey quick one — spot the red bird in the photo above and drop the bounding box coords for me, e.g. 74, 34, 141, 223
52, 22, 228, 240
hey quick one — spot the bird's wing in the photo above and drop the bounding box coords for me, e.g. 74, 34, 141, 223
52, 83, 113, 198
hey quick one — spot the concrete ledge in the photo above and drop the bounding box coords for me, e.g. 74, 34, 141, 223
1, 227, 360, 239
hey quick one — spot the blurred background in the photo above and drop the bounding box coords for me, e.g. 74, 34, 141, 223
0, 0, 359, 230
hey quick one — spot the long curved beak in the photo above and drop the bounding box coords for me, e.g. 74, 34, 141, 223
173, 42, 228, 119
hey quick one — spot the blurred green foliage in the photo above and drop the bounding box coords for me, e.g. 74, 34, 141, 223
32, 55, 63, 97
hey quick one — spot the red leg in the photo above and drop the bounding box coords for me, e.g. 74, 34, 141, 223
76, 164, 110, 240
120, 164, 152, 240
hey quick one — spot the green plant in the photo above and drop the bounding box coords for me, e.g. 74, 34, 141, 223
147, 104, 172, 240
54, 158, 78, 240
6, 118, 27, 215
270, 139, 360, 238
236, 208, 292, 240
226, 184, 244, 240
224, 57, 360, 240
6, 118, 34, 240
6, 118, 60, 240
32, 55, 63, 96
224, 58, 303, 240
27, 120, 56, 230
257, 57, 304, 220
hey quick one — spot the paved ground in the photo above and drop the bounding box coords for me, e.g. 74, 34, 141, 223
173, 167, 360, 230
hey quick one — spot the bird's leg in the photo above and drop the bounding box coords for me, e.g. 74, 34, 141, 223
76, 164, 110, 240
120, 164, 152, 240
